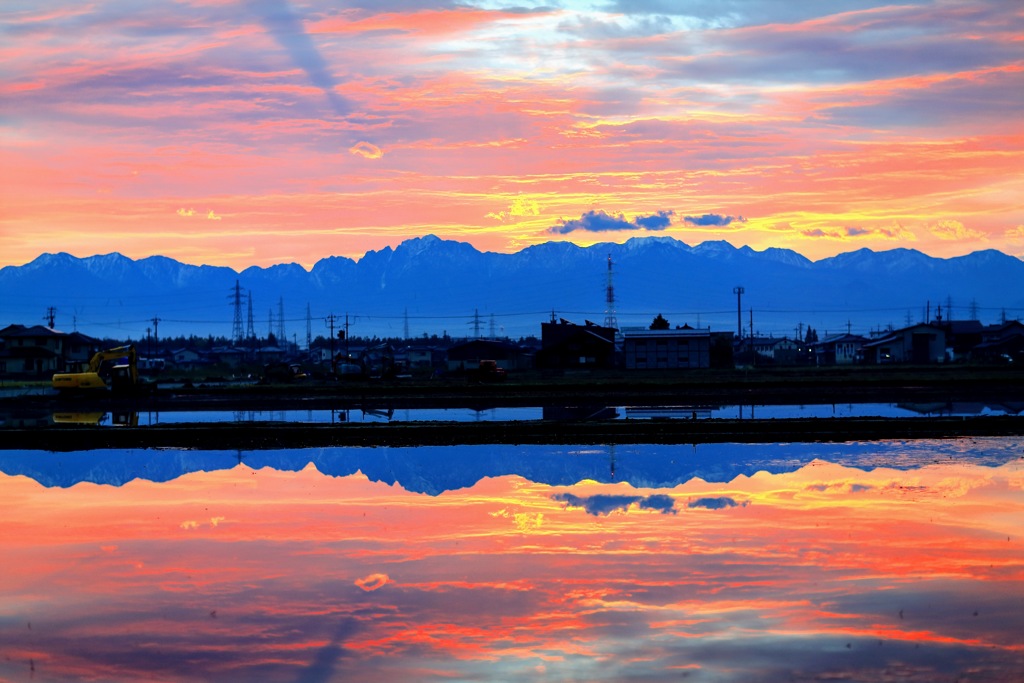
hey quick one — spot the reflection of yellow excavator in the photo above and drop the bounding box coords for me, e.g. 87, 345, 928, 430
52, 345, 138, 392
52, 411, 139, 426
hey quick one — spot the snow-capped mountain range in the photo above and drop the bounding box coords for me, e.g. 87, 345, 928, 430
2, 235, 1022, 341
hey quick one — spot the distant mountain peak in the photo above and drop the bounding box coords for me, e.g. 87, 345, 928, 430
3, 238, 1022, 341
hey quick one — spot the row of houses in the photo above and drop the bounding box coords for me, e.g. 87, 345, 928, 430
737, 320, 1024, 366
3, 317, 1023, 382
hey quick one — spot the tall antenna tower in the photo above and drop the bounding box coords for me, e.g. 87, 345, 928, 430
277, 297, 286, 341
230, 281, 244, 342
306, 303, 312, 350
246, 292, 255, 339
604, 254, 618, 330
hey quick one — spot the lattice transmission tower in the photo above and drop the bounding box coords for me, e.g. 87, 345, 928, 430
246, 292, 255, 339
604, 254, 618, 330
230, 280, 244, 342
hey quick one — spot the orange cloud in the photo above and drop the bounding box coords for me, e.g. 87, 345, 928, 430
349, 141, 384, 160
355, 573, 390, 592
930, 220, 985, 241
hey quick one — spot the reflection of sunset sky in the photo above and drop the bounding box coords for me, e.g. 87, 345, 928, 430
2, 453, 1022, 681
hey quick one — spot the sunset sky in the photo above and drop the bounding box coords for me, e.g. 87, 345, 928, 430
2, 0, 1023, 269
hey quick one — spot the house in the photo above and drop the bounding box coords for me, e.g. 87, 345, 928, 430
170, 347, 207, 371
621, 327, 711, 370
862, 324, 946, 364
972, 321, 1024, 363
407, 346, 446, 373
812, 333, 868, 366
535, 319, 616, 370
447, 339, 527, 372
939, 320, 984, 361
209, 346, 246, 368
0, 324, 100, 379
736, 336, 800, 366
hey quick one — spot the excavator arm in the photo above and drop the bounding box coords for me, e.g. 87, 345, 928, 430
53, 345, 138, 392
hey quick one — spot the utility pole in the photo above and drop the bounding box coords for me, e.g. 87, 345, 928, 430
733, 286, 744, 340
404, 308, 410, 341
44, 306, 57, 329
749, 307, 753, 340
306, 303, 312, 351
151, 317, 161, 355
325, 314, 340, 373
277, 297, 285, 342
489, 313, 496, 339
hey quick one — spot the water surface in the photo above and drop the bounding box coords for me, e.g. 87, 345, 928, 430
2, 439, 1022, 682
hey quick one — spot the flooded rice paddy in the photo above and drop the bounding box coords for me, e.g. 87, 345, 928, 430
2, 437, 1023, 682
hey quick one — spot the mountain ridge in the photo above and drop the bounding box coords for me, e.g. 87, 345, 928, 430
2, 236, 1022, 340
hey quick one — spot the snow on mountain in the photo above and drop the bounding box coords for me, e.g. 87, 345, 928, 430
1, 236, 1021, 341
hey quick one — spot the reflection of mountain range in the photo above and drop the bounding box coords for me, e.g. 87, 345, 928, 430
2, 440, 1019, 492
3, 235, 1023, 339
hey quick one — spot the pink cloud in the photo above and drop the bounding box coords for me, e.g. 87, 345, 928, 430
355, 573, 390, 592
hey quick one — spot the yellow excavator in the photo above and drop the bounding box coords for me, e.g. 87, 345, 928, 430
52, 345, 138, 392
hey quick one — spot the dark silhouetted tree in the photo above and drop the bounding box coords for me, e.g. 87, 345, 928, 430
650, 314, 670, 330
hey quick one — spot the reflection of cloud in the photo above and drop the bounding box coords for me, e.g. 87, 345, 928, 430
515, 512, 544, 532
490, 507, 545, 531
806, 482, 874, 493
687, 497, 742, 510
549, 209, 673, 234
355, 573, 389, 592
176, 208, 195, 217
684, 213, 743, 227
349, 141, 384, 159
553, 492, 677, 516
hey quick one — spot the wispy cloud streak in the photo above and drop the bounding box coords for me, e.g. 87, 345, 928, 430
247, 0, 351, 116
